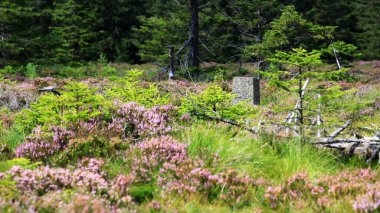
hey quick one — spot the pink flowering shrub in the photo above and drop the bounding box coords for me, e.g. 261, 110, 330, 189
160, 165, 261, 205
0, 158, 139, 211
113, 102, 177, 138
108, 175, 135, 207
15, 126, 74, 161
129, 136, 188, 181
129, 136, 262, 205
353, 184, 380, 212
65, 194, 110, 213
264, 169, 380, 211
2, 158, 108, 195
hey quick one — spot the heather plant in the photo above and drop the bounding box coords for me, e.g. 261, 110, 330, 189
106, 69, 170, 108
1, 158, 108, 196
159, 165, 262, 206
128, 136, 189, 182
263, 169, 380, 211
15, 126, 74, 161
113, 102, 177, 138
65, 194, 110, 213
50, 137, 117, 166
128, 136, 262, 207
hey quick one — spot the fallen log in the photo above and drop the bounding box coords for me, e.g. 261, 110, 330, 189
315, 137, 380, 162
366, 147, 380, 164
316, 137, 380, 145
326, 120, 352, 142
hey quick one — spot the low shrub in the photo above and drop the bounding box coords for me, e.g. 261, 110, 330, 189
17, 81, 108, 132
180, 85, 255, 121
264, 169, 380, 211
106, 69, 170, 108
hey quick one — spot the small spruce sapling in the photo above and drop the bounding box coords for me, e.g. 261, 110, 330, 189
106, 69, 170, 108
268, 47, 322, 140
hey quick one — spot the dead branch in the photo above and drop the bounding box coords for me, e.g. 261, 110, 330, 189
366, 147, 380, 164
193, 112, 257, 134
326, 120, 352, 142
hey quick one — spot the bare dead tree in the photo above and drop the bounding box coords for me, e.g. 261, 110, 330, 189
169, 46, 175, 79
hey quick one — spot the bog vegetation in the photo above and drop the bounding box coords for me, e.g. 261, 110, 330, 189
1, 1, 380, 213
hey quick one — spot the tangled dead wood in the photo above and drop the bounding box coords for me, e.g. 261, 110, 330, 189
314, 120, 380, 163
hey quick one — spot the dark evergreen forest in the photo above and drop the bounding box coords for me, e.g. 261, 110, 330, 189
1, 0, 379, 68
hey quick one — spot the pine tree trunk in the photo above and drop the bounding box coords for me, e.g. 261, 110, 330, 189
42, 0, 54, 35
190, 0, 200, 75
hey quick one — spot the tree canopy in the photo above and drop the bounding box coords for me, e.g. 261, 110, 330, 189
0, 0, 378, 67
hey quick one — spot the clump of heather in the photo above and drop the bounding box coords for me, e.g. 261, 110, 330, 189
264, 169, 380, 211
3, 158, 108, 195
114, 102, 177, 138
353, 184, 380, 212
64, 194, 110, 213
129, 136, 262, 205
108, 174, 135, 206
15, 126, 74, 161
160, 164, 262, 206
129, 136, 188, 181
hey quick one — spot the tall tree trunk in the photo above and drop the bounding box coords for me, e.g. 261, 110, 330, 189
42, 0, 54, 35
190, 0, 200, 75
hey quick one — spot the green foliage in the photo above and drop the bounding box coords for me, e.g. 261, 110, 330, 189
180, 122, 342, 182
25, 63, 38, 78
245, 6, 335, 61
0, 179, 19, 202
48, 137, 116, 167
129, 184, 156, 203
270, 48, 322, 70
264, 48, 323, 93
320, 41, 362, 66
0, 66, 17, 76
0, 123, 26, 150
353, 0, 380, 59
0, 158, 41, 172
133, 16, 187, 63
17, 82, 108, 131
47, 0, 103, 64
180, 85, 254, 121
97, 53, 108, 65
0, 0, 379, 66
106, 69, 170, 107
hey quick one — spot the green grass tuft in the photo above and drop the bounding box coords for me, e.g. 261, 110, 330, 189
179, 121, 353, 183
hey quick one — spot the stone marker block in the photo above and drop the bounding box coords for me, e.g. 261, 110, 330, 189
232, 77, 260, 105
